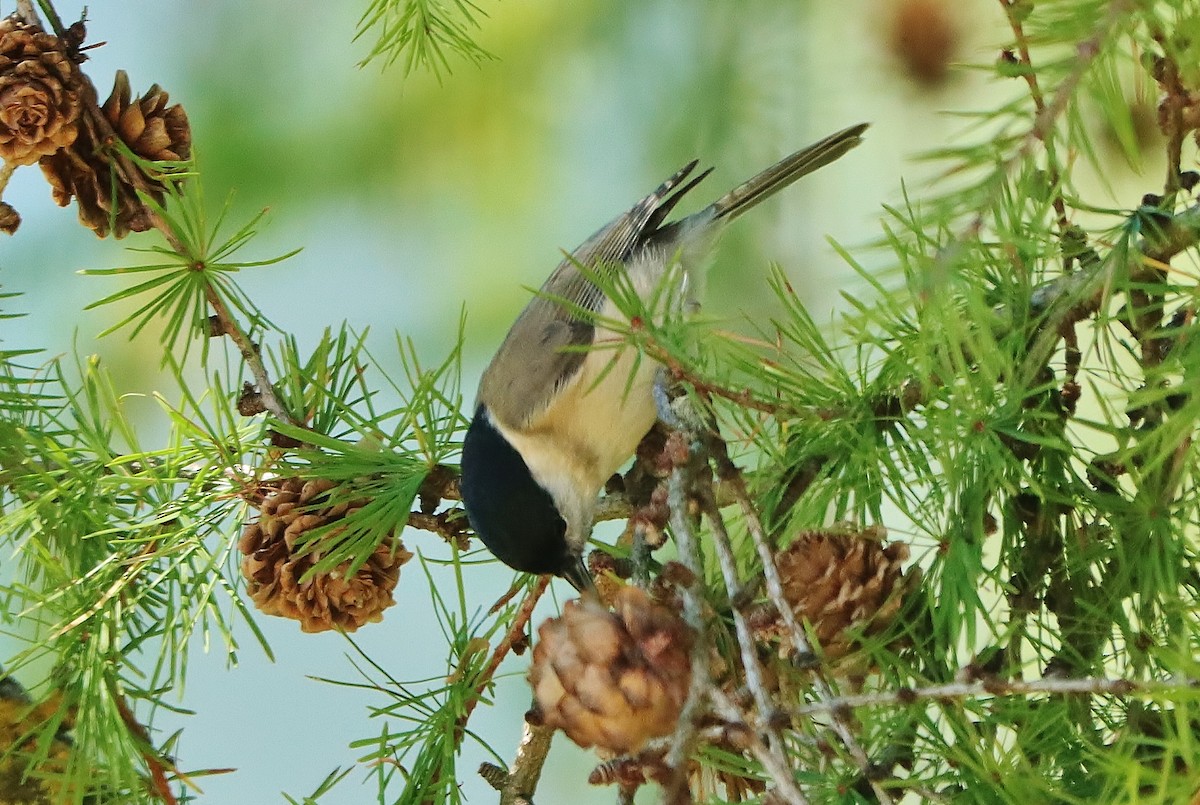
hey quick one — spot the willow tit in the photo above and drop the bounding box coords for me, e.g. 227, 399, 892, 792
460, 123, 868, 592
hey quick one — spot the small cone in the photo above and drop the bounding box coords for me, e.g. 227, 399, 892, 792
762, 526, 912, 661
888, 0, 959, 87
99, 70, 190, 164
528, 587, 693, 755
239, 477, 412, 633
0, 18, 81, 166
38, 69, 191, 238
0, 690, 77, 804
0, 201, 18, 234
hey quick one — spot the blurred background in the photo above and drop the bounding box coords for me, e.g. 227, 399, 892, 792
0, 0, 1154, 802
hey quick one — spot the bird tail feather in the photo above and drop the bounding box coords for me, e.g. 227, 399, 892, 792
710, 122, 868, 222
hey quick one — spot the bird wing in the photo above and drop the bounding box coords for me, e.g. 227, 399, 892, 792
478, 161, 708, 430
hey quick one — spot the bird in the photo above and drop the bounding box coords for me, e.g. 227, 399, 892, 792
460, 123, 868, 593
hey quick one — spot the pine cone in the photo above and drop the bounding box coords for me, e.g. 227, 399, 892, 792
38, 70, 190, 238
239, 477, 412, 633
100, 70, 190, 163
0, 200, 18, 234
888, 0, 959, 87
0, 690, 76, 804
764, 526, 912, 661
0, 17, 81, 166
529, 587, 693, 755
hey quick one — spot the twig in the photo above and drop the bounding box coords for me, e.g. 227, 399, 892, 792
697, 494, 776, 727
788, 674, 1174, 718
1014, 201, 1200, 390
457, 577, 551, 805
50, 38, 302, 435
1140, 202, 1200, 265
501, 720, 555, 805
765, 456, 826, 542
696, 485, 809, 805
0, 161, 14, 198
999, 0, 1070, 233
1028, 2, 1126, 147
14, 0, 39, 25
660, 434, 715, 805
655, 350, 797, 417
653, 377, 810, 805
932, 0, 1130, 284
702, 430, 894, 804
406, 510, 469, 548
464, 575, 550, 723
201, 285, 299, 427
594, 477, 736, 524
111, 691, 181, 805
1150, 40, 1188, 195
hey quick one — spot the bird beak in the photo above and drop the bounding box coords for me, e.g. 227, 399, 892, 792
561, 556, 597, 598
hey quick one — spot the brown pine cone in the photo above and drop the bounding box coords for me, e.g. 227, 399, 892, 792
888, 0, 959, 87
100, 70, 190, 163
38, 70, 191, 238
0, 17, 81, 166
0, 200, 18, 234
528, 587, 693, 755
0, 690, 76, 804
239, 477, 412, 633
763, 526, 912, 661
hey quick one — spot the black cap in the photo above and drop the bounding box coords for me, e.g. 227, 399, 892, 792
461, 406, 594, 590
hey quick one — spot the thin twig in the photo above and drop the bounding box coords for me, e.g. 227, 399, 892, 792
0, 161, 15, 199
999, 0, 1070, 233
111, 691, 181, 805
14, 0, 39, 25
932, 0, 1130, 284
406, 510, 469, 548
654, 378, 810, 805
1014, 201, 1200, 391
201, 285, 299, 427
660, 435, 715, 805
52, 55, 296, 436
655, 350, 797, 417
1028, 2, 1126, 147
501, 720, 555, 805
1150, 38, 1187, 195
50, 39, 302, 435
457, 576, 552, 805
697, 491, 810, 805
594, 477, 736, 524
464, 575, 550, 723
698, 493, 775, 726
789, 674, 1171, 718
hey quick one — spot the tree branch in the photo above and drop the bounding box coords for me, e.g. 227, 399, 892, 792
789, 673, 1172, 718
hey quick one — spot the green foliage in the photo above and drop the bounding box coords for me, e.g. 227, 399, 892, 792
355, 0, 495, 79
81, 181, 298, 361
0, 346, 266, 801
